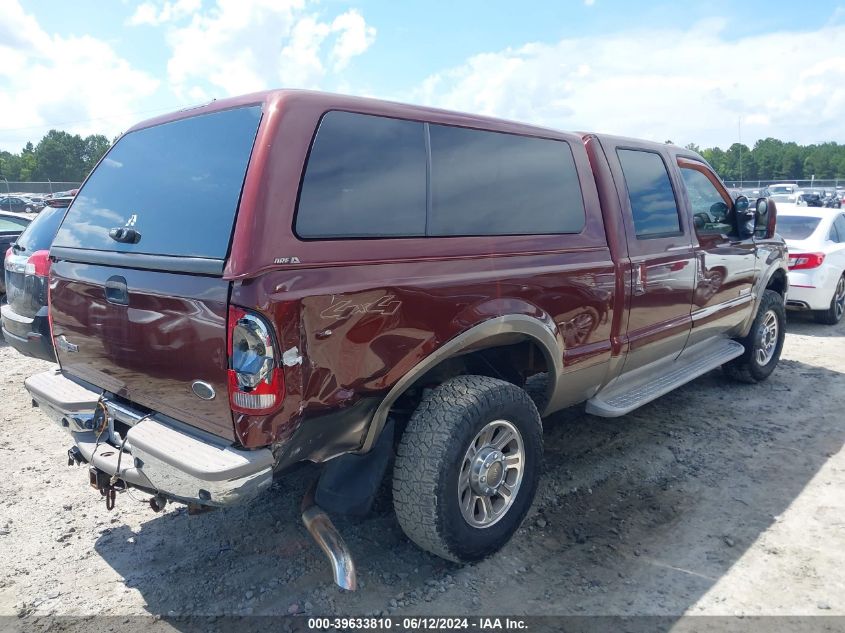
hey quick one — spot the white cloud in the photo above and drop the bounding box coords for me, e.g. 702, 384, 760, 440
413, 20, 845, 148
0, 0, 159, 151
127, 0, 201, 26
330, 10, 377, 72
152, 0, 376, 97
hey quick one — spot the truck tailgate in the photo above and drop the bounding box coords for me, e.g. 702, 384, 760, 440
49, 260, 234, 440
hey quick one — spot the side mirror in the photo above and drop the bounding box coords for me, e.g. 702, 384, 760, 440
755, 197, 777, 239
733, 195, 754, 238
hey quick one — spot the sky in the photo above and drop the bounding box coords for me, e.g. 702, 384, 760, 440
0, 0, 844, 153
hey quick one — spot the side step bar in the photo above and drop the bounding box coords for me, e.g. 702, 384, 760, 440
586, 339, 745, 417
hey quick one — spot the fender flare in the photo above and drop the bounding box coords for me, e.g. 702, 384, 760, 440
357, 314, 564, 453
741, 251, 788, 337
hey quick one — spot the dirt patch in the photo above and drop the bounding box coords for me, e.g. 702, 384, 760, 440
0, 311, 843, 619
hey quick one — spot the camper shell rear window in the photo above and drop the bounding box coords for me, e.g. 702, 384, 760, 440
52, 105, 262, 266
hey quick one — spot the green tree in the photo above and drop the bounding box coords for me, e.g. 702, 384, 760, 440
19, 142, 36, 181
81, 135, 111, 174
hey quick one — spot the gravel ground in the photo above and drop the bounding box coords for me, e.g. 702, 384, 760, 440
0, 310, 843, 622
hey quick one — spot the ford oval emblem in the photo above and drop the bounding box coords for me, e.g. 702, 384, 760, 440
191, 381, 216, 401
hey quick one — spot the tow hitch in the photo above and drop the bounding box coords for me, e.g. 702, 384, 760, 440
89, 467, 125, 511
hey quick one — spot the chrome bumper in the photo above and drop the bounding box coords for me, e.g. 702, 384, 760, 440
25, 369, 274, 507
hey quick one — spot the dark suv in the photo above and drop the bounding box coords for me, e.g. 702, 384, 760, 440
2, 201, 69, 361
25, 91, 788, 588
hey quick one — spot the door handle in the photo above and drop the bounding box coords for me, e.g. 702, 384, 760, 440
633, 263, 646, 296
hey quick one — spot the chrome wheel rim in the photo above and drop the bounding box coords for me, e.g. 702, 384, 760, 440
458, 419, 524, 529
834, 277, 845, 321
756, 310, 779, 366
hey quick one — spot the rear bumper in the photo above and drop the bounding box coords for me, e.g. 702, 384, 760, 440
786, 269, 835, 311
1, 304, 56, 362
25, 369, 274, 507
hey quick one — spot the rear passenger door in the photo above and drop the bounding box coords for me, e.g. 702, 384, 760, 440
607, 142, 696, 373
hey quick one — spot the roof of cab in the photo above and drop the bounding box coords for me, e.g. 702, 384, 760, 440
126, 89, 576, 140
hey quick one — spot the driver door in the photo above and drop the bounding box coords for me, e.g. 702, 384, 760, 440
677, 158, 757, 345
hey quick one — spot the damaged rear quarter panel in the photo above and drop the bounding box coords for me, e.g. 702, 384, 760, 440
230, 250, 616, 455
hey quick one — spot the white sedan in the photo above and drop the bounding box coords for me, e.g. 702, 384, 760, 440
779, 206, 845, 324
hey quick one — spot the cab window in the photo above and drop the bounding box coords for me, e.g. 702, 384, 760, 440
679, 165, 732, 236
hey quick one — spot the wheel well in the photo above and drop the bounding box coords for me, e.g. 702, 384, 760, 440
388, 339, 550, 430
767, 270, 787, 296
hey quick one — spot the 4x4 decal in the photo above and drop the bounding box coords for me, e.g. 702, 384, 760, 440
320, 294, 402, 320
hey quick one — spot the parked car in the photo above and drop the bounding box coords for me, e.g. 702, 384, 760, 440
2, 199, 70, 361
0, 195, 39, 213
24, 91, 788, 589
767, 183, 800, 203
780, 208, 845, 324
796, 192, 824, 207
823, 191, 842, 208
0, 212, 31, 296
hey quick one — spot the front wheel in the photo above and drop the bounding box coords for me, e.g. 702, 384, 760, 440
723, 289, 786, 383
813, 274, 845, 325
392, 375, 542, 562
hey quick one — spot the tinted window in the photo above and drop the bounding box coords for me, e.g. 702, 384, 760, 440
53, 105, 261, 259
296, 111, 427, 238
777, 215, 821, 240
428, 125, 584, 236
617, 149, 681, 237
0, 217, 28, 231
679, 167, 732, 236
16, 206, 66, 253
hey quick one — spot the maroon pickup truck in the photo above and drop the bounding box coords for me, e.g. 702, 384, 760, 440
25, 90, 787, 589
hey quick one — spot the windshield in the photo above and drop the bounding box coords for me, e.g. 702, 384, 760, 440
778, 215, 822, 240
52, 105, 262, 261
15, 205, 66, 253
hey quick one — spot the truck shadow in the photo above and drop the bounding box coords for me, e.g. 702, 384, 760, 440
93, 357, 845, 621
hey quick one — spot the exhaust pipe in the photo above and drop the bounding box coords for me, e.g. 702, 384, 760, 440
301, 481, 357, 591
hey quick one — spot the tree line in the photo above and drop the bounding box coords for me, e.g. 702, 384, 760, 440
2, 128, 844, 184
0, 130, 111, 183
683, 138, 845, 182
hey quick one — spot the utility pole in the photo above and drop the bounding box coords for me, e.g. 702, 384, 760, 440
738, 117, 743, 188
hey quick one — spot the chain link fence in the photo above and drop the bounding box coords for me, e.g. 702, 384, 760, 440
724, 179, 842, 190
1, 180, 81, 196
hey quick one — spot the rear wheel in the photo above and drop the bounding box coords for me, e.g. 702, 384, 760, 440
392, 375, 542, 562
813, 274, 845, 325
723, 289, 786, 383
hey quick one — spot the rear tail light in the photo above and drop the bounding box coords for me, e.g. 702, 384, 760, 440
227, 306, 284, 415
25, 250, 51, 277
4, 246, 11, 265
788, 252, 825, 270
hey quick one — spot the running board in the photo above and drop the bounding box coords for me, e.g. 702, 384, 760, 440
586, 339, 745, 417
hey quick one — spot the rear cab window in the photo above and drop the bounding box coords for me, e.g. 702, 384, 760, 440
52, 105, 262, 273
616, 149, 682, 238
295, 111, 586, 239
